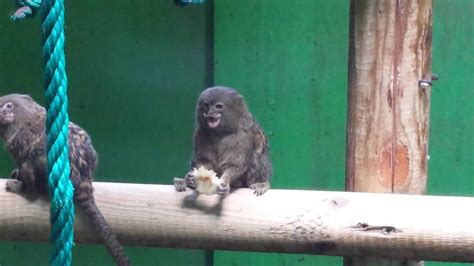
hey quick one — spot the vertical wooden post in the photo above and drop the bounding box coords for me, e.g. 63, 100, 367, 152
345, 0, 433, 265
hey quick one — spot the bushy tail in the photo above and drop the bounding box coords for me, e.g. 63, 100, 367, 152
78, 198, 131, 266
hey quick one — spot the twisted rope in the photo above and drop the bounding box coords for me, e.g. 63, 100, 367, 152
12, 1, 75, 265
42, 0, 75, 264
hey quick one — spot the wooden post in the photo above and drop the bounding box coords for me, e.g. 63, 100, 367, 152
0, 179, 473, 262
345, 0, 433, 265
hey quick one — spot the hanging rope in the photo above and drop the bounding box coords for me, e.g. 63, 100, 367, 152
12, 1, 75, 266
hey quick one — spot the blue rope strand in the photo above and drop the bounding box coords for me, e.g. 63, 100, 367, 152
42, 0, 75, 265
12, 0, 76, 265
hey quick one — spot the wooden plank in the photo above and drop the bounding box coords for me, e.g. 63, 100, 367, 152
1, 179, 473, 262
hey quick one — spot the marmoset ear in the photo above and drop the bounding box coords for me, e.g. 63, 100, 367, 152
19, 94, 34, 103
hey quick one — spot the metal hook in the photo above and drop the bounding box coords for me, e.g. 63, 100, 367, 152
418, 79, 432, 89
418, 74, 439, 90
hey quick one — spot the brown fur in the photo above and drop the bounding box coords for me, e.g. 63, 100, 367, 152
175, 86, 272, 196
0, 94, 130, 266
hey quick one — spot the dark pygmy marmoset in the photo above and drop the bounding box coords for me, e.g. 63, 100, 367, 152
175, 86, 272, 196
0, 94, 130, 266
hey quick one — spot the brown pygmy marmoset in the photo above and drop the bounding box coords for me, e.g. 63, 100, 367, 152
0, 94, 130, 266
174, 86, 272, 196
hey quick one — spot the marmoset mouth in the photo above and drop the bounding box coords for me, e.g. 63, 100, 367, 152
207, 116, 220, 128
0, 113, 14, 125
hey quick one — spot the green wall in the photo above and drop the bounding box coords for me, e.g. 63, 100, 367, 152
0, 1, 212, 265
428, 0, 474, 197
213, 1, 348, 265
0, 0, 472, 266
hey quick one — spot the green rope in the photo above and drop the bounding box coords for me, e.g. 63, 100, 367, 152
42, 0, 75, 264
12, 1, 75, 265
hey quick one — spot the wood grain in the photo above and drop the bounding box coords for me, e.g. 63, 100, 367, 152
346, 1, 433, 265
346, 0, 432, 194
0, 179, 472, 262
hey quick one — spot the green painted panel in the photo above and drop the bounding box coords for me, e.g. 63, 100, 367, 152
425, 0, 473, 264
0, 0, 211, 265
427, 0, 474, 197
213, 0, 349, 265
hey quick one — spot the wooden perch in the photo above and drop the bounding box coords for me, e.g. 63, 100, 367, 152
0, 179, 473, 262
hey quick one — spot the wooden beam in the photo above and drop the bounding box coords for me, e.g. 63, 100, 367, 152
0, 179, 473, 262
